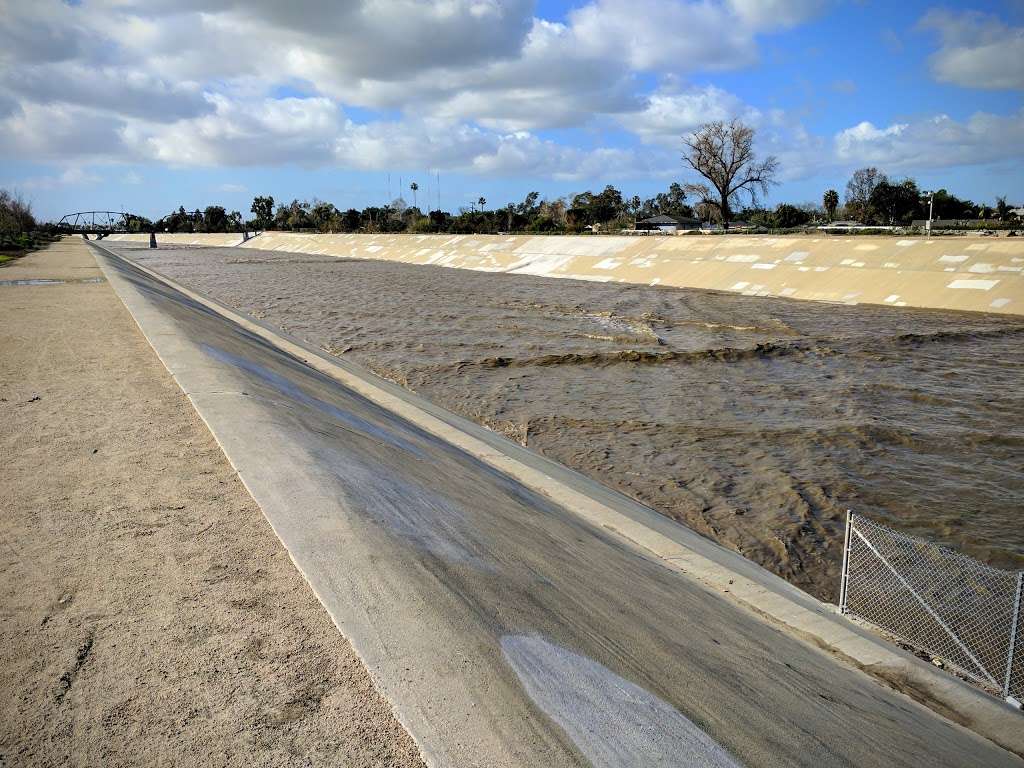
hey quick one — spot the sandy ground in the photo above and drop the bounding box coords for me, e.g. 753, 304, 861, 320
118, 244, 1024, 602
0, 239, 425, 767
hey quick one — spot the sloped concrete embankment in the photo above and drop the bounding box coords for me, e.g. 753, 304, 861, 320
107, 231, 1024, 315
106, 232, 246, 247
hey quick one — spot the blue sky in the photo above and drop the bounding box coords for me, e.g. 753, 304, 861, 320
1, 0, 1021, 221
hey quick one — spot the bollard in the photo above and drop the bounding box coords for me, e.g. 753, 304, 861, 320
149, 231, 157, 249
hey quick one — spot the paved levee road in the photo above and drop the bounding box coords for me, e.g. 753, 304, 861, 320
94, 246, 1022, 768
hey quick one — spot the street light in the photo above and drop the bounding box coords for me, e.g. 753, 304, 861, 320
923, 190, 935, 236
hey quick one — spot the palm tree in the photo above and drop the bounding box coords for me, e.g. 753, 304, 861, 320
478, 197, 486, 211
410, 182, 418, 211
823, 189, 839, 222
996, 196, 1010, 221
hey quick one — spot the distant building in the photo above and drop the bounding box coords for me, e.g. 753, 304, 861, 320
636, 214, 701, 233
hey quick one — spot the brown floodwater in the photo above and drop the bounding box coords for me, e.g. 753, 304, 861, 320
114, 243, 1024, 601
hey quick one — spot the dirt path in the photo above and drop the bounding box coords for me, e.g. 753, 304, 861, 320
0, 239, 425, 767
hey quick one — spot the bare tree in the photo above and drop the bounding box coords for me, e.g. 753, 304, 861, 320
682, 120, 778, 228
844, 167, 886, 223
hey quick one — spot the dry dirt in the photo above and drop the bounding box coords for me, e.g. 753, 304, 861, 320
0, 239, 425, 767
117, 243, 1024, 602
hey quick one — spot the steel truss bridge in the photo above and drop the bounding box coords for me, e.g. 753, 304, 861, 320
53, 210, 147, 237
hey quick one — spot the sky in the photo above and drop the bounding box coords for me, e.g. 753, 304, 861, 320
0, 0, 1022, 221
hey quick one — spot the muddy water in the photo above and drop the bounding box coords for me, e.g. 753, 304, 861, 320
118, 244, 1024, 600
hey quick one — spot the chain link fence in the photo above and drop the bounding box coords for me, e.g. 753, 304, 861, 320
839, 512, 1023, 706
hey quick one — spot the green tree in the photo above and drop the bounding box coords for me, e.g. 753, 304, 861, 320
996, 196, 1011, 221
517, 191, 540, 216
202, 205, 228, 232
250, 195, 274, 229
340, 209, 361, 232
930, 189, 978, 220
823, 189, 839, 221
869, 179, 921, 224
682, 120, 778, 228
0, 190, 35, 236
410, 182, 419, 211
771, 203, 810, 229
273, 199, 313, 231
311, 200, 340, 232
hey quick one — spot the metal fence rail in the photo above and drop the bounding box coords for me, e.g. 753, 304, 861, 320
839, 511, 1023, 706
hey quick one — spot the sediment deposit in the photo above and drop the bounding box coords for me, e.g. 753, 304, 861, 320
111, 242, 1024, 601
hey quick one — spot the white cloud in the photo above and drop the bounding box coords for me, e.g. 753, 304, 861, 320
834, 110, 1024, 169
20, 166, 103, 191
569, 0, 757, 72
1, 0, 1021, 190
0, 102, 132, 163
126, 95, 346, 167
0, 0, 810, 177
920, 9, 1024, 90
726, 0, 828, 31
4, 63, 210, 121
627, 86, 760, 146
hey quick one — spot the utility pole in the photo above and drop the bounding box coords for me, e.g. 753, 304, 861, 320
926, 191, 934, 237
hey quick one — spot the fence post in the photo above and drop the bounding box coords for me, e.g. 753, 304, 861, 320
1005, 571, 1023, 701
839, 510, 852, 614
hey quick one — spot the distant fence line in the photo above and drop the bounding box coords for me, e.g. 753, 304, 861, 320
840, 512, 1022, 706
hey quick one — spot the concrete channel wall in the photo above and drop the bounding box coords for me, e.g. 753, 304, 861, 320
107, 232, 247, 248
106, 231, 1024, 315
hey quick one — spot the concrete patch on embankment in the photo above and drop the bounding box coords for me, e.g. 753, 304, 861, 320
106, 231, 1024, 314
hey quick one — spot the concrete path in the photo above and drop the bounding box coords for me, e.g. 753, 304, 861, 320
93, 244, 1022, 768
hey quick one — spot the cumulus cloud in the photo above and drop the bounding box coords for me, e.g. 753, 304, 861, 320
0, 0, 812, 177
920, 9, 1024, 90
726, 0, 828, 31
4, 64, 210, 121
626, 86, 760, 146
0, 102, 133, 163
568, 0, 758, 72
834, 110, 1024, 169
1, 0, 1021, 187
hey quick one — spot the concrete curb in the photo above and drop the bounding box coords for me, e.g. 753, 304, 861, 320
91, 241, 1023, 759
